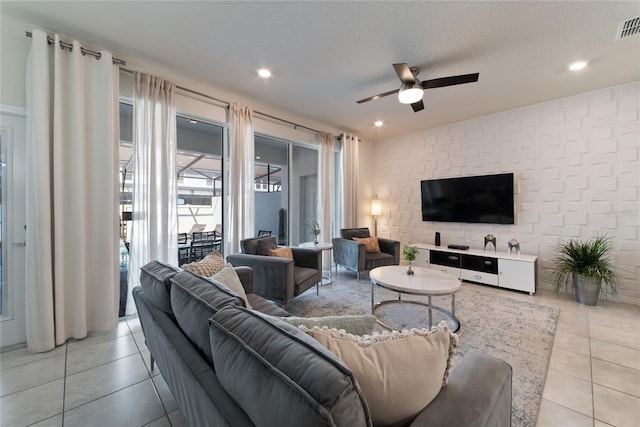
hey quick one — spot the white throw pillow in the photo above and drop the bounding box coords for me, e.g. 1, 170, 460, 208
209, 265, 252, 309
301, 325, 456, 427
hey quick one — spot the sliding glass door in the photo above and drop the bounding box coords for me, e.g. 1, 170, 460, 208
254, 136, 288, 244
292, 144, 318, 245
254, 135, 318, 246
119, 103, 225, 268
175, 115, 224, 249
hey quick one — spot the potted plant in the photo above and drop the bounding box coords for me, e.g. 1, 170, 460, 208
403, 245, 419, 275
305, 219, 321, 244
551, 234, 619, 306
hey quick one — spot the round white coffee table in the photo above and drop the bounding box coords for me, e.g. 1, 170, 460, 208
370, 265, 461, 332
299, 241, 333, 285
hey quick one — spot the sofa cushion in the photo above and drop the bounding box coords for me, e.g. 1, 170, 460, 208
293, 266, 320, 296
139, 261, 181, 314
210, 265, 252, 309
170, 271, 245, 364
246, 294, 290, 317
256, 236, 278, 255
353, 236, 381, 254
341, 228, 371, 240
209, 305, 372, 427
301, 326, 456, 427
268, 246, 293, 259
182, 251, 226, 277
364, 252, 396, 270
240, 235, 277, 255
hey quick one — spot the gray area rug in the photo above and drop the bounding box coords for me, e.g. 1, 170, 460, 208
286, 276, 560, 427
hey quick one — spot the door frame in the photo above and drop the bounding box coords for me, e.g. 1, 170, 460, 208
0, 105, 27, 348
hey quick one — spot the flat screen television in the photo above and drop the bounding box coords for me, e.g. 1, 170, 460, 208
420, 173, 515, 224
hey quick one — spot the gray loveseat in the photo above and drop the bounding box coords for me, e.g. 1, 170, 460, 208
134, 260, 513, 427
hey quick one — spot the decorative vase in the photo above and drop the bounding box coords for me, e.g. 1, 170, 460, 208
573, 274, 601, 306
407, 262, 414, 275
314, 235, 319, 245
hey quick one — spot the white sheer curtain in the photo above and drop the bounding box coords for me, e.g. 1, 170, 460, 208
25, 30, 120, 352
340, 133, 360, 228
318, 131, 335, 264
228, 104, 255, 254
126, 73, 178, 315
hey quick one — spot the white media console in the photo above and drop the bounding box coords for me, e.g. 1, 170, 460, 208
412, 243, 538, 295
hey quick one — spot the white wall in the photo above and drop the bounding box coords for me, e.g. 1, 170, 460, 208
0, 16, 30, 108
373, 82, 640, 305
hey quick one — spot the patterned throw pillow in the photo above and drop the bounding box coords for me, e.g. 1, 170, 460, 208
353, 236, 381, 254
300, 324, 457, 427
268, 246, 294, 259
182, 251, 226, 277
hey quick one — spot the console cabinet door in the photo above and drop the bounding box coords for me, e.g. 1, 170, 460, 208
499, 259, 535, 293
413, 248, 430, 268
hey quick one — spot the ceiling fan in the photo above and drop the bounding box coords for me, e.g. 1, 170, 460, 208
357, 63, 479, 112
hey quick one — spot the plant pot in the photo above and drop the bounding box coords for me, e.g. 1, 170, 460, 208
573, 274, 601, 306
407, 263, 414, 275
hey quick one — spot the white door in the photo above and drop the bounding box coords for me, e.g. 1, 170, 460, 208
0, 107, 27, 348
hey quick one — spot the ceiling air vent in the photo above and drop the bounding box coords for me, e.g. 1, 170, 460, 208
616, 16, 640, 39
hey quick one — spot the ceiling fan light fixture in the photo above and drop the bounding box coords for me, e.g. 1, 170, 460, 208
398, 83, 423, 104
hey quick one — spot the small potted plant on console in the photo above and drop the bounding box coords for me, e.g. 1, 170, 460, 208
403, 245, 419, 275
551, 234, 619, 306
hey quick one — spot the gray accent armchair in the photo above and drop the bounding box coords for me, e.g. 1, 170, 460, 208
332, 228, 400, 280
226, 235, 322, 305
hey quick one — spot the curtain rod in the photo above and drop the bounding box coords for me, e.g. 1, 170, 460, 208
121, 68, 322, 135
25, 31, 126, 65
25, 31, 337, 138
253, 111, 320, 134
120, 68, 230, 107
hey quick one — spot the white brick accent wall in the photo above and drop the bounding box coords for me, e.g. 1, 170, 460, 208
373, 82, 640, 306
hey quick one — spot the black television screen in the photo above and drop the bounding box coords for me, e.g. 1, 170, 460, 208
421, 173, 515, 224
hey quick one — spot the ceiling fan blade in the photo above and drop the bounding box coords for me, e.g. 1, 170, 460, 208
356, 88, 400, 104
422, 73, 479, 89
411, 100, 424, 112
393, 63, 417, 84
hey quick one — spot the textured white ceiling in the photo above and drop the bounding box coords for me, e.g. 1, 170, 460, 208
3, 1, 639, 140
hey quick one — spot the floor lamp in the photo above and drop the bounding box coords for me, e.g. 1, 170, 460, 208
371, 196, 381, 236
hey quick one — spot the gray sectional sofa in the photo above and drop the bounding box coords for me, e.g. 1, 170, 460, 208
134, 260, 513, 427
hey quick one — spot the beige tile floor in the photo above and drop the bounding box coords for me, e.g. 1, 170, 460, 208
533, 289, 640, 427
0, 272, 638, 426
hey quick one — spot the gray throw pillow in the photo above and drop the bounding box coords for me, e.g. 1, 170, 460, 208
256, 236, 278, 255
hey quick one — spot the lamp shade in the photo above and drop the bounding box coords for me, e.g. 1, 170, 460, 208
371, 198, 382, 216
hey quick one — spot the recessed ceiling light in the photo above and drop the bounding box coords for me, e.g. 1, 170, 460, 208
374, 120, 384, 127
187, 118, 198, 124
256, 156, 261, 160
568, 61, 588, 71
258, 68, 272, 78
